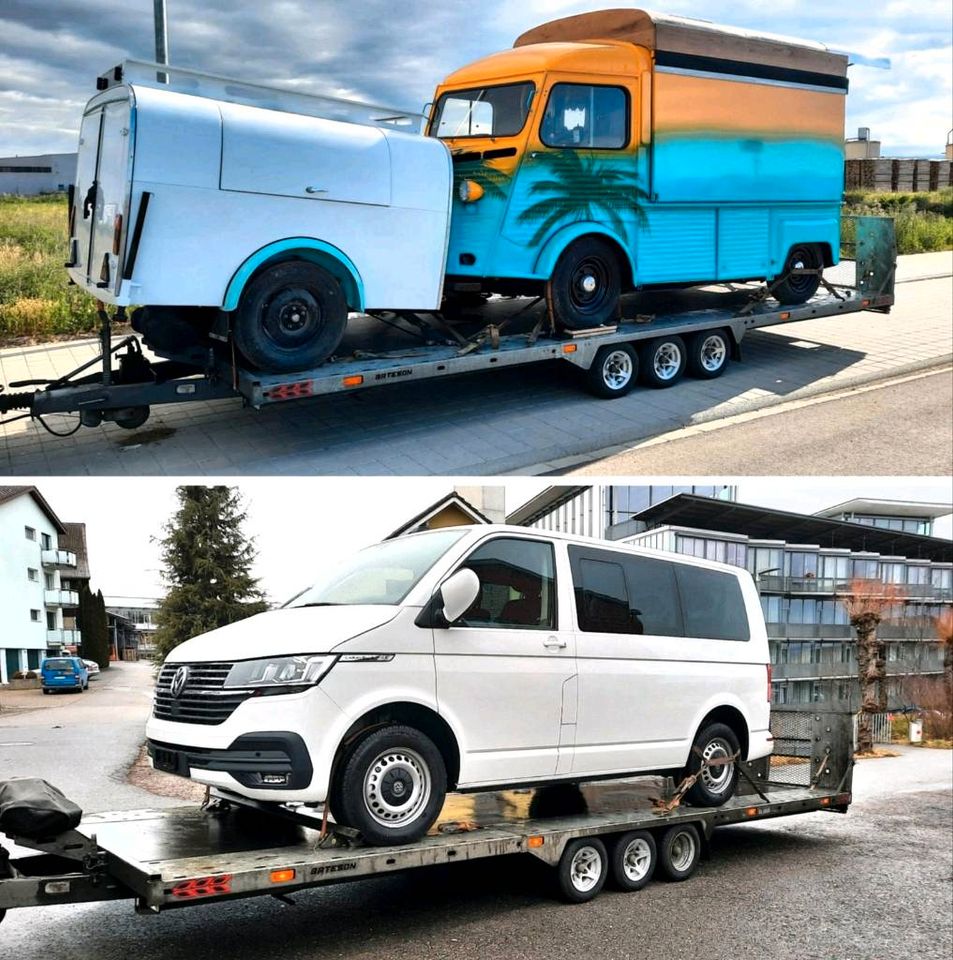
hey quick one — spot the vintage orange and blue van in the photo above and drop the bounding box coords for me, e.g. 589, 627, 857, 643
430, 9, 847, 329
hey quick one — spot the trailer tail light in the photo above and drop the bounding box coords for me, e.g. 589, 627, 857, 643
820, 797, 831, 806
745, 807, 759, 817
113, 213, 123, 254
766, 663, 772, 701
342, 375, 364, 388
270, 869, 296, 884
170, 874, 232, 899
527, 835, 544, 848
562, 344, 577, 354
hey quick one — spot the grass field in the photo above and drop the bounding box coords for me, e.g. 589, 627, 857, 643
1, 188, 951, 341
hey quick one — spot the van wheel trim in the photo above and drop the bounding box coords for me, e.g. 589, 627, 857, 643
363, 748, 432, 827
699, 736, 734, 794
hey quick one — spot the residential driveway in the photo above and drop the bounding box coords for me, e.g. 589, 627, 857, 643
0, 252, 949, 476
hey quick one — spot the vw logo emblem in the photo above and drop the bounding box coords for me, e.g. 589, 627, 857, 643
170, 665, 190, 698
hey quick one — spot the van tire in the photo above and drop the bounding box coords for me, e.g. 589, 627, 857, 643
656, 824, 701, 882
549, 238, 622, 331
333, 724, 447, 846
682, 722, 741, 807
233, 261, 348, 373
771, 245, 821, 305
586, 344, 639, 398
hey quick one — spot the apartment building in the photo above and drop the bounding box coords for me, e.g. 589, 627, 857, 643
0, 487, 80, 683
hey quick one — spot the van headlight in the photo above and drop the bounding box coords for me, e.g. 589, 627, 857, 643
223, 655, 336, 689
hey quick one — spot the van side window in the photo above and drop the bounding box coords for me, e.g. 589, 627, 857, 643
459, 538, 556, 630
540, 84, 629, 149
570, 547, 683, 636
675, 566, 750, 641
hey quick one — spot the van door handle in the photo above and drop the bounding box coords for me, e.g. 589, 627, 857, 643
544, 636, 567, 649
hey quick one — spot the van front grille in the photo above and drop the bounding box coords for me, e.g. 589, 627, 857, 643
153, 662, 252, 725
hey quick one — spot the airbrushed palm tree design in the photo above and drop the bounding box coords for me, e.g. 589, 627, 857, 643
451, 157, 512, 201
516, 151, 648, 247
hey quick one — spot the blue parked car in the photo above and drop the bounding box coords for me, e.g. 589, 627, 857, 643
40, 657, 89, 694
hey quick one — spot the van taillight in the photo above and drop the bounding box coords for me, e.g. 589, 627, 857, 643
112, 213, 123, 254
766, 663, 772, 701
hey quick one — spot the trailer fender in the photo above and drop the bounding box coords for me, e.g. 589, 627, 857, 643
222, 238, 366, 313
532, 223, 636, 287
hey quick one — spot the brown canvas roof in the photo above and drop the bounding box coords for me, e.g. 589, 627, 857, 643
514, 8, 847, 78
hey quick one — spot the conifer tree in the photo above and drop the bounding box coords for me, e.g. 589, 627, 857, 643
153, 486, 267, 662
78, 585, 111, 669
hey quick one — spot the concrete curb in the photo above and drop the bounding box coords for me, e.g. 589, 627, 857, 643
517, 353, 953, 475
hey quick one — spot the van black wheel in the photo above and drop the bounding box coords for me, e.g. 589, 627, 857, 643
555, 837, 608, 903
639, 335, 686, 388
550, 238, 621, 331
771, 245, 821, 305
234, 261, 348, 373
657, 824, 701, 882
586, 343, 639, 398
682, 722, 741, 807
609, 830, 656, 891
686, 330, 730, 379
334, 725, 446, 846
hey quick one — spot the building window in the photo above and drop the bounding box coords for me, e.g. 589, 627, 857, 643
27, 568, 38, 581
30, 609, 41, 622
25, 526, 36, 540
41, 533, 52, 550
0, 165, 53, 173
44, 572, 54, 589
46, 611, 56, 630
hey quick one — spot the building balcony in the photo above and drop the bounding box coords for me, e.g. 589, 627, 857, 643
767, 623, 945, 640
773, 661, 944, 681
44, 589, 79, 607
758, 576, 951, 601
46, 629, 82, 646
41, 549, 77, 568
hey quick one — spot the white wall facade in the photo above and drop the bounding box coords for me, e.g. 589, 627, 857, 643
0, 495, 72, 682
0, 153, 76, 195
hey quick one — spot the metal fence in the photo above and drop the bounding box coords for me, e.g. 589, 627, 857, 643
851, 712, 894, 747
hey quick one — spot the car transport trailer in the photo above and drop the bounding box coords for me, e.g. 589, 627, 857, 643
0, 709, 852, 919
0, 218, 894, 435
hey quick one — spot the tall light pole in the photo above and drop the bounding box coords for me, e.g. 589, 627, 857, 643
153, 0, 170, 83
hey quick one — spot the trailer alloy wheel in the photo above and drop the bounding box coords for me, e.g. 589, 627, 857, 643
234, 261, 348, 373
682, 722, 741, 807
657, 823, 701, 882
550, 237, 622, 331
638, 335, 686, 388
686, 330, 730, 379
333, 724, 447, 846
610, 829, 657, 891
586, 343, 639, 398
556, 837, 608, 903
771, 245, 821, 305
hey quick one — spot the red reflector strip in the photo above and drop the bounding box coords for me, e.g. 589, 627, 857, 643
263, 380, 314, 401
171, 874, 233, 899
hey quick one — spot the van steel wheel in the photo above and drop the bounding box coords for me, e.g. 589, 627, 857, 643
610, 830, 657, 891
586, 343, 639, 398
657, 824, 701, 882
555, 837, 608, 903
682, 722, 741, 807
686, 330, 730, 379
550, 238, 622, 331
334, 724, 446, 846
638, 336, 686, 388
233, 261, 348, 373
771, 245, 821, 305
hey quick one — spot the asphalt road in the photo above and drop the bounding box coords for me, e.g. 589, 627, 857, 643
1, 664, 951, 960
570, 367, 953, 475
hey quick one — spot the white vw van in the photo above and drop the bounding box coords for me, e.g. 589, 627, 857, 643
146, 526, 772, 845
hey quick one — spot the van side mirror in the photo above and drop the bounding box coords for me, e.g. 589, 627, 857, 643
439, 568, 480, 625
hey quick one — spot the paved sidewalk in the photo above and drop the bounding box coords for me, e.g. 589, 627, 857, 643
0, 253, 950, 476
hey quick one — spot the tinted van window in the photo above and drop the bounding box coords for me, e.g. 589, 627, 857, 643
675, 565, 750, 641
570, 547, 683, 636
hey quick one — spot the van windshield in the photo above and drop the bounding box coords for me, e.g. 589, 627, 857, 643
432, 82, 535, 139
288, 529, 467, 607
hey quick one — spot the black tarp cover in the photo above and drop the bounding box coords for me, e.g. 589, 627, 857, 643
0, 779, 82, 839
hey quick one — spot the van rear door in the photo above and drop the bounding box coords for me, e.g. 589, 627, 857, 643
69, 92, 134, 297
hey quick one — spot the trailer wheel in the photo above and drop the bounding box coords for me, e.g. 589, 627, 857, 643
657, 824, 701, 882
555, 837, 608, 903
771, 245, 821, 305
112, 406, 151, 430
609, 830, 656, 891
686, 330, 730, 379
586, 344, 639, 398
682, 722, 741, 807
233, 261, 348, 373
549, 238, 621, 331
638, 336, 686, 388
333, 724, 447, 846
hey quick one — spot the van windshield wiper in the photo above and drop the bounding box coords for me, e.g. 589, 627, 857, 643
295, 601, 344, 608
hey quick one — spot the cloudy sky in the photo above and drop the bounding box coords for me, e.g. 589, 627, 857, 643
23, 477, 953, 606
2, 1, 950, 159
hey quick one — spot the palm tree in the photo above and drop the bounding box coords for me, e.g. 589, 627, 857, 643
516, 150, 648, 247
